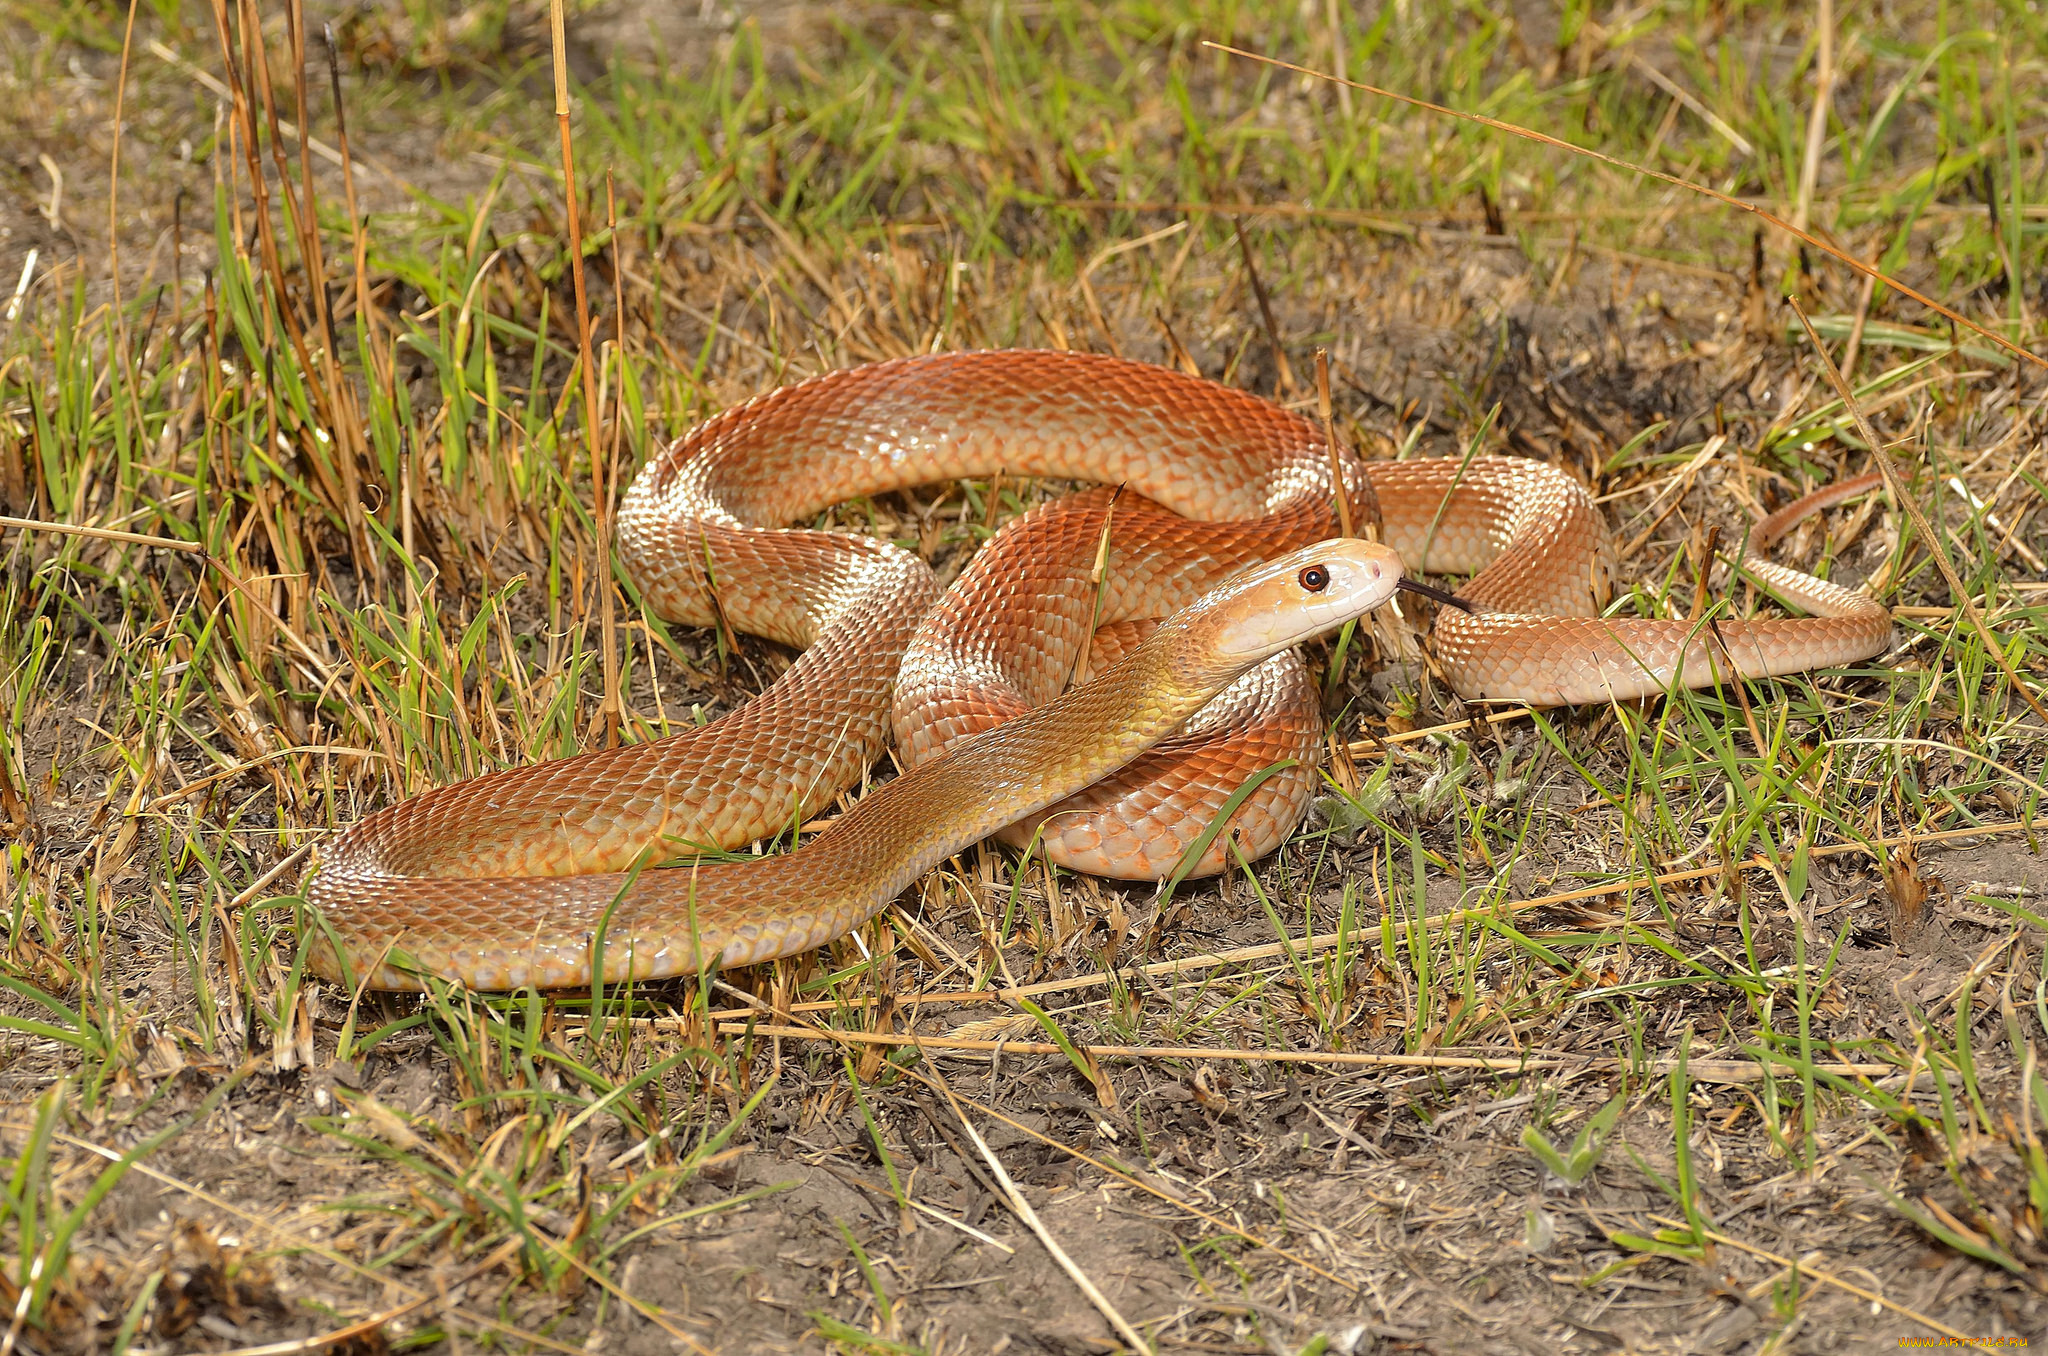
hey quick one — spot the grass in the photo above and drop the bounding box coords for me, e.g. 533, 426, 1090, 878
0, 0, 2045, 1348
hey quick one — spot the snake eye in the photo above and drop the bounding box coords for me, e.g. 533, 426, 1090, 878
1298, 565, 1330, 593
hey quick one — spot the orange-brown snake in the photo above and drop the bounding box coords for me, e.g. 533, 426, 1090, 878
303, 352, 1891, 990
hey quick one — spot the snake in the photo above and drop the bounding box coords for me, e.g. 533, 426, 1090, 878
303, 351, 1892, 991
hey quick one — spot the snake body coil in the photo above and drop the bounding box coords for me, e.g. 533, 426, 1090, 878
305, 352, 1891, 990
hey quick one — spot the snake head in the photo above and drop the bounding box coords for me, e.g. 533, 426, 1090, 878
1197, 538, 1406, 667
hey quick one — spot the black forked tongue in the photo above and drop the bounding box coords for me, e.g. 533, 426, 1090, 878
1396, 578, 1475, 614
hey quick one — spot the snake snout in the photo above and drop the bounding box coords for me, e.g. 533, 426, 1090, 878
1206, 538, 1406, 663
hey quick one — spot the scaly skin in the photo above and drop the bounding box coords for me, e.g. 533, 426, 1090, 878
306, 539, 1404, 989
303, 352, 1892, 990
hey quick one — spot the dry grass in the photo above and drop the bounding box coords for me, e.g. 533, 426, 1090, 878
0, 0, 2046, 1351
